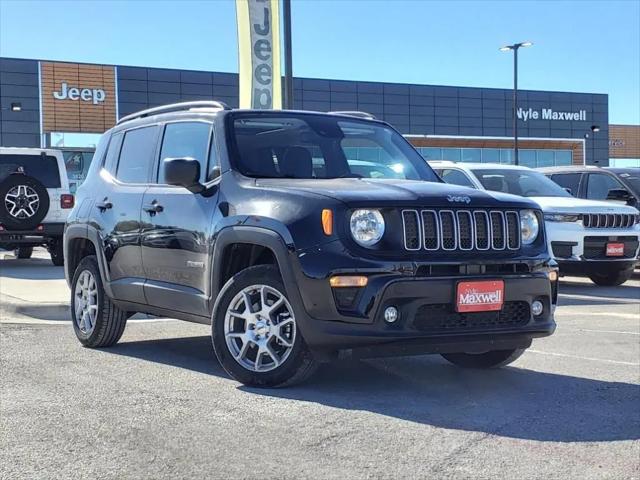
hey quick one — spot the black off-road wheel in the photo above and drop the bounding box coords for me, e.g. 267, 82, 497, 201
0, 174, 50, 230
14, 246, 33, 259
49, 237, 64, 266
442, 348, 526, 369
71, 255, 128, 348
212, 265, 318, 387
588, 268, 634, 287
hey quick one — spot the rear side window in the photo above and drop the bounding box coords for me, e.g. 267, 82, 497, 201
550, 173, 581, 195
157, 122, 211, 184
116, 126, 159, 183
0, 154, 61, 188
103, 132, 123, 175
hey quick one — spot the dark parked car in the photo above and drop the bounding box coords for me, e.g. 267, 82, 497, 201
540, 166, 640, 207
64, 101, 558, 387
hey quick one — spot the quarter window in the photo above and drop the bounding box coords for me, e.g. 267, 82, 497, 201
116, 126, 159, 183
103, 132, 123, 175
586, 173, 624, 200
158, 122, 211, 184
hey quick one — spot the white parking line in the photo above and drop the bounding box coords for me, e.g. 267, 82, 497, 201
559, 293, 640, 304
556, 310, 640, 320
528, 349, 640, 366
577, 328, 640, 335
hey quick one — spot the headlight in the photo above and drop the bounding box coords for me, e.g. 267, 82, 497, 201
350, 209, 385, 247
544, 213, 580, 223
520, 209, 540, 245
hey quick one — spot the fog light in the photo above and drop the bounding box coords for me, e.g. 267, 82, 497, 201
548, 270, 558, 282
384, 306, 399, 323
532, 300, 544, 316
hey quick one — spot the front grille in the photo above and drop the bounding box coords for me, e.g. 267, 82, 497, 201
413, 301, 530, 333
403, 209, 521, 252
582, 213, 636, 229
583, 236, 639, 259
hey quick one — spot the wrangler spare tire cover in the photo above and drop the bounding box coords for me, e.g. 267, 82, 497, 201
0, 174, 50, 230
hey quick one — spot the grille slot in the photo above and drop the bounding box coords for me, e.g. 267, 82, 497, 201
402, 209, 521, 252
402, 210, 421, 250
583, 213, 635, 229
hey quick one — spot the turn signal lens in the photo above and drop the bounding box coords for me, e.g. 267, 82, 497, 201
322, 209, 333, 235
329, 276, 368, 288
548, 270, 558, 282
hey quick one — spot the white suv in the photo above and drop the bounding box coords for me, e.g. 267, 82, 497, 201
0, 148, 74, 265
430, 161, 640, 286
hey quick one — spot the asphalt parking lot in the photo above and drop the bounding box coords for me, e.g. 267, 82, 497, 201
1, 249, 639, 479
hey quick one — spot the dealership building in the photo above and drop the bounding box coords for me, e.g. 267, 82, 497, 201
1, 56, 637, 184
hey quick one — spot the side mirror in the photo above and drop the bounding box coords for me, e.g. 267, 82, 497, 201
163, 157, 204, 193
606, 188, 632, 203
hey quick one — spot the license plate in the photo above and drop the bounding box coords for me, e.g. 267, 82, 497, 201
456, 280, 504, 313
606, 242, 625, 257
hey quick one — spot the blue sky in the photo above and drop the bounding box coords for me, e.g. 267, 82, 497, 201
1, 0, 639, 123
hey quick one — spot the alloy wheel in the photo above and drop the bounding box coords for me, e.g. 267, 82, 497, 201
4, 184, 40, 219
74, 270, 98, 334
224, 284, 297, 372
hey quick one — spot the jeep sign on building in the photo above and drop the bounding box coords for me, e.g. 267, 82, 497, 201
0, 56, 613, 166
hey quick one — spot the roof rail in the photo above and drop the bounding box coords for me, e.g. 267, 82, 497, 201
117, 101, 231, 125
328, 110, 377, 120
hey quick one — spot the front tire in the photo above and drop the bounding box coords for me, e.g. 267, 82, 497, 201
211, 265, 318, 387
71, 255, 127, 348
442, 348, 526, 369
15, 246, 33, 259
589, 268, 634, 287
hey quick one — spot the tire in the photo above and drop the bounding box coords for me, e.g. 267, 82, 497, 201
211, 265, 318, 387
49, 238, 64, 266
15, 246, 33, 259
589, 268, 634, 287
442, 348, 526, 369
71, 255, 128, 348
0, 174, 50, 230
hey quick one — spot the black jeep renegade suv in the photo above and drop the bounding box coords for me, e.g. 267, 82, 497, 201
64, 101, 557, 387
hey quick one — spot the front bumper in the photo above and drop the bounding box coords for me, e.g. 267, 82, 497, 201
545, 222, 639, 274
287, 243, 557, 355
0, 223, 64, 245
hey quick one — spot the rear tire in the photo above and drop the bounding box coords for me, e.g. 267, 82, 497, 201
589, 268, 634, 287
15, 246, 33, 259
211, 265, 318, 387
71, 255, 127, 348
49, 238, 64, 266
442, 348, 526, 369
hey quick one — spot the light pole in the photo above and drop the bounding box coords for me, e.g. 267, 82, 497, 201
585, 125, 601, 165
500, 41, 533, 166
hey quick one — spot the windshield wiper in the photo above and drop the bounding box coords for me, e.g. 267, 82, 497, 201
335, 173, 364, 179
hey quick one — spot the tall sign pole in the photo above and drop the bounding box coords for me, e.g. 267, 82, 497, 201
283, 0, 293, 109
236, 0, 283, 109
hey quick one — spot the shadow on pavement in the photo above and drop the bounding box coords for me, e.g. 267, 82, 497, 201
107, 335, 640, 443
0, 258, 64, 280
557, 279, 640, 306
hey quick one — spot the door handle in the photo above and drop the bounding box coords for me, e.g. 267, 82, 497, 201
143, 202, 164, 214
96, 199, 112, 211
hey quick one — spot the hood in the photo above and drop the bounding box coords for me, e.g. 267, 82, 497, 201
531, 196, 640, 214
255, 178, 537, 209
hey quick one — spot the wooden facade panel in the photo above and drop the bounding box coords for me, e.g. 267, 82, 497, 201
609, 125, 640, 159
41, 61, 117, 133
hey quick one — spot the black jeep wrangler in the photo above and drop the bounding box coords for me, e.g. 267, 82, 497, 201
64, 101, 557, 387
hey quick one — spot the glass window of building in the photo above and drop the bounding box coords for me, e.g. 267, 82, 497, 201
500, 149, 513, 164
461, 148, 481, 162
537, 150, 555, 167
420, 147, 442, 160
554, 150, 572, 166
481, 149, 500, 163
519, 150, 537, 168
441, 148, 461, 161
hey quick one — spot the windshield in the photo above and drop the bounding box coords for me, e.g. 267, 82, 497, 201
472, 168, 571, 197
617, 171, 640, 196
228, 113, 439, 181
